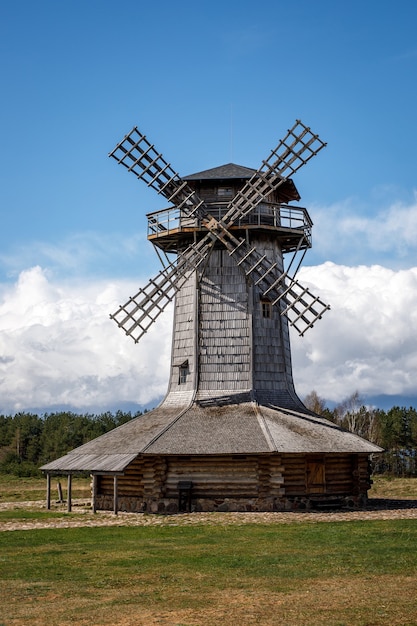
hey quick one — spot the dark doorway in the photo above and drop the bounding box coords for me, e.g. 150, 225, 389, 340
178, 481, 193, 512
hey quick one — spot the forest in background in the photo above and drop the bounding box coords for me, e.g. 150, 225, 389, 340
0, 392, 417, 477
304, 391, 417, 475
0, 410, 142, 476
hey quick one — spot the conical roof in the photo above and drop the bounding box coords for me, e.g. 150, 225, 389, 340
184, 163, 256, 180
183, 162, 300, 201
41, 400, 382, 474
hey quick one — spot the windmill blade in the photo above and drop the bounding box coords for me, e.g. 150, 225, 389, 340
109, 127, 207, 220
109, 127, 307, 327
193, 121, 325, 294
110, 238, 214, 342
264, 274, 330, 336
109, 121, 329, 338
213, 227, 329, 334
197, 219, 329, 334
221, 120, 326, 227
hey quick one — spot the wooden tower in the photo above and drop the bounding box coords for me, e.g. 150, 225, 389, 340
41, 122, 382, 513
146, 161, 322, 409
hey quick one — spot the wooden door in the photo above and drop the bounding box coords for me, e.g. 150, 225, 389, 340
306, 459, 326, 494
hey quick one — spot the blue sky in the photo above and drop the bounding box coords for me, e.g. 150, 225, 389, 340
0, 0, 417, 414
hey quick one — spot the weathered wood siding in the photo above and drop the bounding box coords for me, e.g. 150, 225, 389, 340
250, 234, 295, 397
96, 455, 285, 499
97, 457, 145, 497
165, 238, 296, 402
167, 269, 197, 403
95, 452, 371, 512
198, 249, 251, 394
165, 455, 284, 498
282, 453, 371, 497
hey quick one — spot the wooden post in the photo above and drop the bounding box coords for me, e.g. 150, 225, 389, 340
57, 481, 64, 503
113, 475, 118, 515
67, 474, 72, 513
46, 474, 51, 510
92, 474, 97, 514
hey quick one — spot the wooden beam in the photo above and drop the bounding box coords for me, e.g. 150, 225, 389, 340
92, 474, 97, 514
46, 474, 51, 510
113, 475, 118, 515
67, 474, 72, 513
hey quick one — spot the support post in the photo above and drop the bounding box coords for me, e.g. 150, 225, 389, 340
46, 473, 51, 510
113, 475, 118, 515
57, 481, 63, 503
67, 474, 72, 513
92, 474, 97, 514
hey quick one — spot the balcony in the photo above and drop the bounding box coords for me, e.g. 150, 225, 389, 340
147, 203, 312, 253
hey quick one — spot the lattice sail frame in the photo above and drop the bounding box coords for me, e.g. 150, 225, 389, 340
109, 121, 329, 341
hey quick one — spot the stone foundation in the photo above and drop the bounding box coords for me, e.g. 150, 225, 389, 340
95, 493, 368, 514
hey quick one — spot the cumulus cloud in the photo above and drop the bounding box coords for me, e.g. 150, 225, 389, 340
1, 262, 416, 414
310, 192, 417, 267
0, 267, 171, 414
292, 262, 417, 402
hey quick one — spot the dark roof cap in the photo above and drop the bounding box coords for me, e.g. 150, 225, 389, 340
184, 163, 256, 181
184, 162, 300, 201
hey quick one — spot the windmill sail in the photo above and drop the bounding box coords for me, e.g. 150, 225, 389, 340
109, 120, 329, 338
110, 238, 214, 342
109, 127, 207, 220
221, 120, 326, 226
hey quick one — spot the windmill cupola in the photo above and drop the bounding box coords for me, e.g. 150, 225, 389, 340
41, 121, 382, 514
147, 161, 312, 258
183, 162, 300, 205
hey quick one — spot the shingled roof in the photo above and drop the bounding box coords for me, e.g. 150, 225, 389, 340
183, 163, 257, 180
41, 401, 382, 474
183, 162, 301, 202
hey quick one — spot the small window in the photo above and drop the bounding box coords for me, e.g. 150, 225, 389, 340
218, 187, 233, 198
178, 361, 189, 385
261, 298, 272, 319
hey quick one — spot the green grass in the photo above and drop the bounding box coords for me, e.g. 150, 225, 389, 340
1, 521, 417, 625
0, 474, 416, 624
0, 508, 86, 522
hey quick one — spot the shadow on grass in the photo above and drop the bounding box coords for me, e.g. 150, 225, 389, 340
366, 497, 417, 510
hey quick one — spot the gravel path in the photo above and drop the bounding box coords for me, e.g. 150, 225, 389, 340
1, 498, 417, 531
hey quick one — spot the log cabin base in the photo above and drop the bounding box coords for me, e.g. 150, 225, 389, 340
90, 452, 372, 515
93, 493, 368, 514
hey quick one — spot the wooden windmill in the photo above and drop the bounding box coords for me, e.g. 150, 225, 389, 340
109, 121, 330, 408
41, 121, 382, 514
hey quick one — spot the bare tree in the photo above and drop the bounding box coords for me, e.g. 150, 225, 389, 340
303, 390, 328, 416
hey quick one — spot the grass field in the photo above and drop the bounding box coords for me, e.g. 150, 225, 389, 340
0, 473, 91, 503
1, 519, 417, 625
0, 475, 417, 625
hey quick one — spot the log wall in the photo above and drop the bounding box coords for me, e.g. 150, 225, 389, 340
94, 452, 372, 513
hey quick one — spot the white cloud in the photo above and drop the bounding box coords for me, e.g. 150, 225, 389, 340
1, 262, 416, 414
0, 267, 171, 414
292, 262, 417, 402
310, 191, 417, 265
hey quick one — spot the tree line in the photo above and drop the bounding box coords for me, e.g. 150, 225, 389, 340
304, 390, 417, 476
0, 410, 140, 476
1, 395, 417, 477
